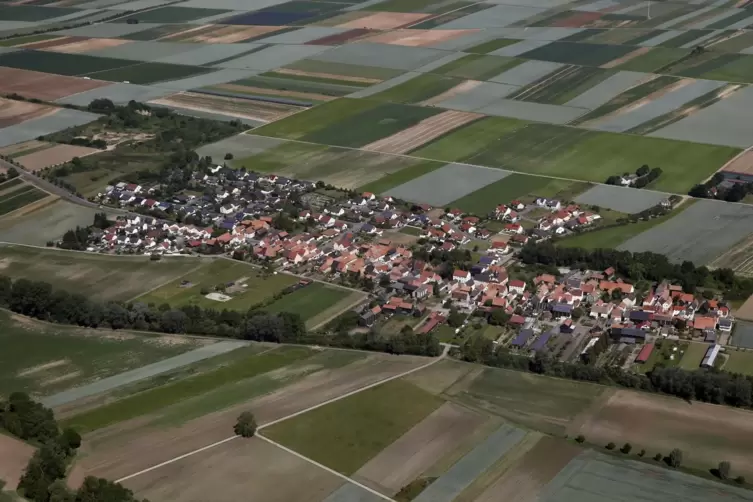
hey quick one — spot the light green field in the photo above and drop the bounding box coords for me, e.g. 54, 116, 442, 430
266, 282, 355, 322
679, 342, 711, 370
722, 350, 753, 375
434, 54, 523, 80
358, 159, 444, 193
136, 259, 298, 311
451, 366, 606, 435
370, 73, 462, 104
265, 379, 444, 474
0, 310, 200, 398
0, 245, 203, 302
62, 345, 314, 433
414, 116, 527, 162
449, 174, 551, 215
616, 47, 690, 72
283, 60, 404, 81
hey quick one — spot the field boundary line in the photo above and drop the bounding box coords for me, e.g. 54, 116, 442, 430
257, 435, 396, 502
115, 347, 447, 484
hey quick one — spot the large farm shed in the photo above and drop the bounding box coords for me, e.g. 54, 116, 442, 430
701, 344, 721, 368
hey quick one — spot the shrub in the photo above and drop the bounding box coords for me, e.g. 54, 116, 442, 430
605, 442, 616, 450
620, 443, 632, 454
654, 453, 662, 461
718, 461, 731, 480
234, 411, 257, 438
669, 448, 682, 468
575, 435, 585, 444
736, 476, 746, 485
638, 449, 645, 457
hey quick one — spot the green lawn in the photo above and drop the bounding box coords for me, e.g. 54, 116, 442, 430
678, 342, 708, 370
453, 366, 605, 435
558, 205, 685, 249
0, 310, 199, 399
136, 260, 298, 311
266, 282, 352, 321
0, 245, 203, 302
722, 350, 753, 375
449, 174, 551, 215
357, 159, 444, 193
62, 345, 314, 433
254, 98, 380, 140
264, 379, 444, 474
637, 340, 689, 373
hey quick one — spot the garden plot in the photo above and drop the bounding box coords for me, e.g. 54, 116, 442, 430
618, 199, 753, 264
312, 43, 448, 71
586, 78, 726, 133
649, 84, 753, 147
477, 99, 586, 124
574, 185, 669, 213
385, 163, 510, 206
490, 60, 564, 86
216, 44, 330, 71
0, 108, 98, 148
56, 82, 173, 106
565, 70, 649, 109
439, 4, 547, 29
413, 425, 526, 502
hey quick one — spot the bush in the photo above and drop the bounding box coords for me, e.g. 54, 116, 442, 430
638, 449, 646, 457
654, 453, 662, 461
718, 461, 731, 480
620, 443, 632, 454
736, 476, 746, 485
605, 442, 616, 450
224, 153, 233, 160
669, 448, 682, 468
575, 435, 585, 444
234, 411, 257, 438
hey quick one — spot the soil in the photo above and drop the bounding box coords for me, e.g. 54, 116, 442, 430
18, 359, 69, 377
16, 144, 100, 172
306, 28, 373, 46
362, 110, 482, 154
149, 92, 302, 122
181, 25, 282, 44
0, 67, 109, 101
736, 293, 753, 319
721, 147, 753, 176
578, 390, 753, 477
338, 12, 430, 30
354, 402, 486, 494
20, 36, 82, 50
474, 436, 580, 502
361, 29, 477, 47
421, 80, 481, 106
124, 437, 343, 502
0, 433, 35, 490
0, 98, 58, 128
45, 38, 132, 54
68, 354, 427, 484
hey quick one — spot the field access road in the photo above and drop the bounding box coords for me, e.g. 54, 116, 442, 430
115, 344, 451, 502
41, 340, 249, 409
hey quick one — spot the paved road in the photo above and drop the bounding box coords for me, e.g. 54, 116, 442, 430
41, 340, 249, 408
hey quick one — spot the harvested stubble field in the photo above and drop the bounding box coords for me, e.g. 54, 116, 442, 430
0, 98, 57, 127
710, 233, 753, 278
577, 389, 753, 478
0, 433, 34, 491
66, 351, 428, 486
135, 259, 298, 311
0, 245, 205, 302
15, 143, 99, 172
0, 67, 109, 100
0, 310, 201, 398
149, 92, 301, 123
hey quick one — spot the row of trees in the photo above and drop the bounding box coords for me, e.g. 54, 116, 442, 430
519, 242, 753, 300
605, 165, 663, 189
0, 274, 439, 357
458, 335, 753, 410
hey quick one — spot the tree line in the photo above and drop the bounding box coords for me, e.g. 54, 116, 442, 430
690, 172, 753, 203
0, 274, 439, 357
1, 393, 144, 502
519, 241, 753, 300
458, 335, 753, 410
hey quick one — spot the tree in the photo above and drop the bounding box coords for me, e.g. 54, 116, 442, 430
669, 448, 683, 468
605, 442, 616, 450
571, 307, 584, 320
736, 476, 746, 485
636, 164, 650, 177
48, 479, 75, 502
224, 152, 233, 160
654, 453, 662, 461
575, 435, 585, 444
58, 428, 81, 454
234, 411, 257, 438
718, 461, 731, 480
620, 443, 632, 454
76, 476, 143, 502
638, 449, 646, 457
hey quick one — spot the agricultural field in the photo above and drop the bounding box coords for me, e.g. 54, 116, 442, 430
0, 245, 205, 302
0, 309, 205, 399
722, 350, 753, 376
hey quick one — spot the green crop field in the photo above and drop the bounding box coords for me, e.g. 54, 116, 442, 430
85, 62, 211, 84
136, 259, 298, 311
261, 70, 370, 90
358, 159, 444, 193
303, 102, 441, 148
265, 379, 444, 474
115, 6, 231, 23
519, 41, 635, 67
692, 54, 753, 83
510, 66, 614, 104
657, 29, 711, 48
0, 245, 205, 302
363, 0, 465, 12
0, 187, 47, 216
370, 73, 462, 104
0, 4, 77, 21
0, 51, 131, 76
63, 345, 314, 433
266, 282, 353, 321
722, 350, 753, 375
466, 38, 520, 54
0, 34, 57, 47
0, 310, 200, 398
0, 178, 25, 191
434, 54, 523, 80
233, 141, 333, 172
449, 174, 550, 215
451, 366, 606, 435
461, 123, 739, 193
254, 98, 380, 140
414, 116, 527, 162
284, 60, 404, 81
616, 47, 690, 72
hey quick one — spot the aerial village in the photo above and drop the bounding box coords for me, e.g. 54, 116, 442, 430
78, 167, 731, 372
